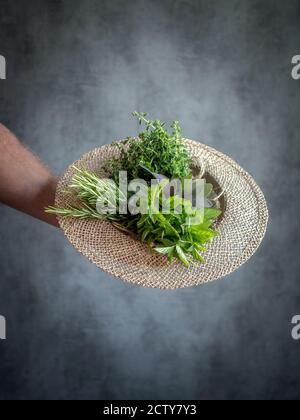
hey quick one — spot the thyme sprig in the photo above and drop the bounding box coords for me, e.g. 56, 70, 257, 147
105, 112, 192, 182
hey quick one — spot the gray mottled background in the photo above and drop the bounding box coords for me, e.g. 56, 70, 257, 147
0, 0, 300, 400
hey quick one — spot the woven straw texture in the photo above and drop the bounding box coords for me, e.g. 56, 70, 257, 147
55, 140, 268, 289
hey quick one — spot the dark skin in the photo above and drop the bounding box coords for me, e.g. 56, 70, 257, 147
0, 123, 59, 227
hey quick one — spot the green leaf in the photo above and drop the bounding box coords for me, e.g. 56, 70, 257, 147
141, 229, 151, 241
175, 245, 190, 267
159, 238, 176, 247
192, 249, 205, 263
155, 246, 175, 255
168, 248, 175, 263
137, 215, 148, 228
190, 227, 218, 243
178, 240, 194, 252
204, 208, 222, 220
194, 243, 207, 252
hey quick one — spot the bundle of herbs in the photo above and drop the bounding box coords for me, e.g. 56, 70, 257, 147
46, 112, 222, 267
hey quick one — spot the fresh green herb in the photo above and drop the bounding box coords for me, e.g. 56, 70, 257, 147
46, 167, 221, 267
130, 183, 221, 266
105, 112, 192, 181
46, 113, 222, 267
46, 167, 128, 223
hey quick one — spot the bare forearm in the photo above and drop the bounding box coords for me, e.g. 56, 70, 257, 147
0, 123, 59, 227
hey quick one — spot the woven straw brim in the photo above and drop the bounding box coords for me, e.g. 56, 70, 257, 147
55, 140, 268, 289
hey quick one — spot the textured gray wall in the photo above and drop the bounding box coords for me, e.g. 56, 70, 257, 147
0, 0, 300, 400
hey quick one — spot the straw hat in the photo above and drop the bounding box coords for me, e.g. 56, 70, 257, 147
55, 139, 268, 289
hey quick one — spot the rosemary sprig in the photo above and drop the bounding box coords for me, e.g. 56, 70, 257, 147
46, 204, 104, 219
46, 166, 127, 222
